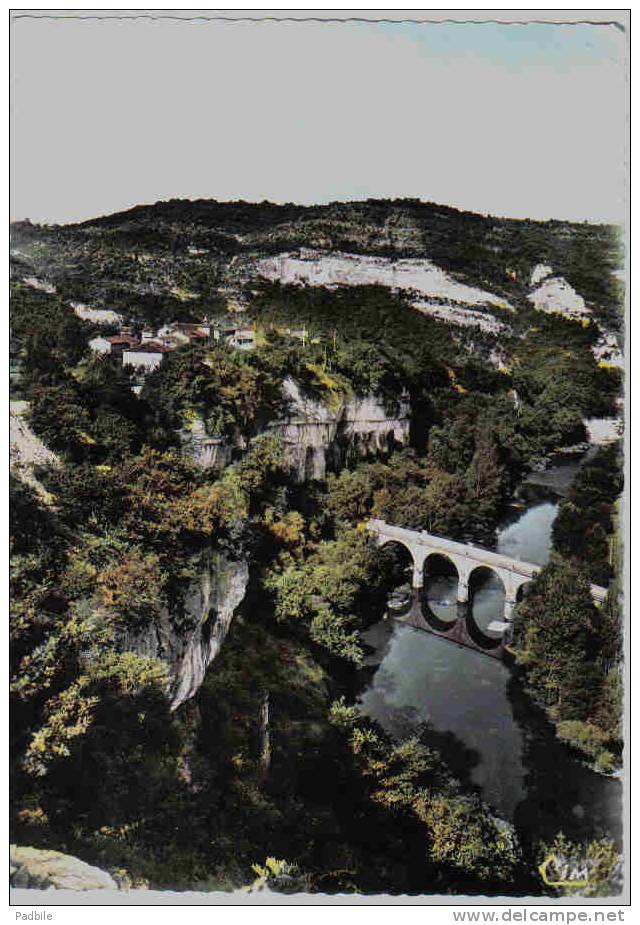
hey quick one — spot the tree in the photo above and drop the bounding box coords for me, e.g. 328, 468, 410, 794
512, 556, 621, 769
552, 443, 623, 585
97, 550, 165, 629
28, 384, 95, 460
329, 701, 520, 887
264, 527, 385, 663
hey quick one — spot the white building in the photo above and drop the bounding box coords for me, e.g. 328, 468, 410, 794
122, 344, 168, 372
88, 335, 112, 355
227, 326, 256, 350
88, 334, 138, 357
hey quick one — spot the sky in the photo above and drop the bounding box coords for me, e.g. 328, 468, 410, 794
10, 15, 628, 225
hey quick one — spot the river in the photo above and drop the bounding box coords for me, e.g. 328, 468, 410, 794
357, 449, 622, 847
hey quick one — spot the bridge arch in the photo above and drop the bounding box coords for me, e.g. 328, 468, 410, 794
421, 553, 460, 627
377, 539, 417, 588
466, 566, 507, 641
378, 538, 416, 567
468, 564, 506, 595
423, 551, 460, 582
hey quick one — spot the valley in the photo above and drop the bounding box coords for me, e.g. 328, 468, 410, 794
9, 197, 624, 897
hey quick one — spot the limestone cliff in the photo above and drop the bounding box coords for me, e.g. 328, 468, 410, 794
251, 248, 514, 335
268, 377, 410, 481
180, 416, 233, 470
10, 400, 60, 501
181, 377, 411, 481
119, 550, 249, 710
255, 249, 513, 310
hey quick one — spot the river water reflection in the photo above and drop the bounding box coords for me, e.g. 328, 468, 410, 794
357, 456, 622, 846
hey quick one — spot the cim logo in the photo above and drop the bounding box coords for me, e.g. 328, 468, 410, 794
538, 853, 590, 889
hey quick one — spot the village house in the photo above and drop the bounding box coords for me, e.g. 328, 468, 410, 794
88, 333, 138, 358
157, 322, 210, 346
282, 326, 318, 345
228, 325, 256, 350
88, 313, 259, 388
107, 334, 138, 360
122, 342, 171, 373
211, 316, 239, 342
210, 315, 256, 350
88, 335, 112, 355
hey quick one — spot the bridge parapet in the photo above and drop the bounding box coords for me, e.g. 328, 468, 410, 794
367, 519, 539, 580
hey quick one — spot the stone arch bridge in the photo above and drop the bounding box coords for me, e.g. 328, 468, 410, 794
367, 519, 608, 628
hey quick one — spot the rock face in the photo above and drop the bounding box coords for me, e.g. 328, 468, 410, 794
593, 330, 624, 369
10, 401, 60, 501
413, 299, 510, 336
528, 274, 590, 321
527, 266, 624, 371
529, 263, 554, 287
70, 301, 123, 326
10, 845, 117, 891
255, 249, 513, 310
180, 417, 233, 470
268, 378, 410, 481
583, 416, 624, 446
120, 551, 249, 710
181, 379, 410, 482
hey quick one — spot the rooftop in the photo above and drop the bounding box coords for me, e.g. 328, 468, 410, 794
124, 342, 172, 354
107, 335, 138, 346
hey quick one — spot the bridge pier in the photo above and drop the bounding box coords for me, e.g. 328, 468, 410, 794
457, 578, 469, 605
503, 595, 517, 622
412, 562, 424, 590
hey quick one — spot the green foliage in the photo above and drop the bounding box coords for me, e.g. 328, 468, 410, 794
97, 550, 166, 628
555, 721, 617, 773
10, 475, 67, 572
553, 443, 623, 585
417, 793, 517, 881
28, 384, 96, 458
511, 317, 620, 456
264, 527, 384, 663
10, 282, 92, 388
252, 282, 452, 408
329, 700, 520, 886
23, 680, 100, 777
512, 556, 622, 769
324, 467, 377, 524
142, 342, 286, 440
248, 857, 309, 893
27, 364, 145, 465
15, 601, 170, 780
323, 444, 509, 542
